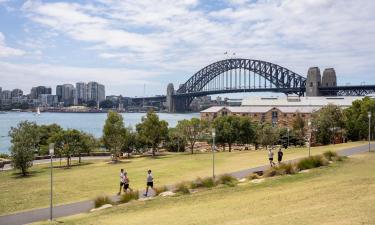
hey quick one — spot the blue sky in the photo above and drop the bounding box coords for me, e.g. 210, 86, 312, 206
0, 0, 375, 96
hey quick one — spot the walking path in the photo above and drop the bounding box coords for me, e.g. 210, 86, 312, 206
0, 143, 373, 225
2, 156, 110, 171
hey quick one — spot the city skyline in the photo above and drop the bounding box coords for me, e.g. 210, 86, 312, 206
0, 0, 375, 96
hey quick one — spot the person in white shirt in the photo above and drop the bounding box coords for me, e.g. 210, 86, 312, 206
144, 169, 155, 197
123, 172, 133, 192
268, 149, 276, 167
118, 169, 125, 195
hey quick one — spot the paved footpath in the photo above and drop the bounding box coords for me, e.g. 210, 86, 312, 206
0, 143, 373, 225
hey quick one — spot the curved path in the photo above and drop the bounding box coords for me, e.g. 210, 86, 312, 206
0, 143, 373, 225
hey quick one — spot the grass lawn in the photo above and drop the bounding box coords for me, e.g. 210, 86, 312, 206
0, 141, 366, 215
35, 151, 375, 225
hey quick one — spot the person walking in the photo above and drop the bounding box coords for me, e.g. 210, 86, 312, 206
123, 172, 133, 193
268, 149, 275, 167
118, 168, 125, 195
278, 148, 284, 165
144, 169, 155, 197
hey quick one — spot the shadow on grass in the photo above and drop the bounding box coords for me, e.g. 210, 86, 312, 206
11, 170, 43, 179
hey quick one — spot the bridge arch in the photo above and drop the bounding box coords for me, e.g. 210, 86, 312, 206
173, 58, 306, 111
176, 58, 306, 95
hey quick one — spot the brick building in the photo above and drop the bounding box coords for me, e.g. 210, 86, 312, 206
200, 96, 364, 128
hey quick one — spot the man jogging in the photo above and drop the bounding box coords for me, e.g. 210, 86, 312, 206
144, 169, 155, 197
278, 148, 284, 165
118, 169, 125, 195
123, 172, 133, 193
268, 149, 275, 167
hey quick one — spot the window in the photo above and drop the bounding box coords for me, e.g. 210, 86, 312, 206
310, 82, 313, 87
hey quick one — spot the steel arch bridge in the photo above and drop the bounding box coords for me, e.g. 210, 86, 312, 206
172, 58, 306, 111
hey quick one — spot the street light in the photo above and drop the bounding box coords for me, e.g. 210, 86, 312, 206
288, 127, 290, 148
49, 143, 54, 221
369, 112, 372, 152
308, 120, 312, 157
212, 128, 216, 179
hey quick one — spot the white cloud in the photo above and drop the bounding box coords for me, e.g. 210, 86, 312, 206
0, 61, 162, 95
0, 32, 25, 57
15, 0, 375, 88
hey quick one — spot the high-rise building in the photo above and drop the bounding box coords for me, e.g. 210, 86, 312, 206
62, 84, 75, 106
76, 82, 87, 104
0, 90, 12, 106
30, 86, 52, 99
39, 94, 58, 107
87, 81, 105, 103
56, 85, 63, 102
11, 89, 23, 98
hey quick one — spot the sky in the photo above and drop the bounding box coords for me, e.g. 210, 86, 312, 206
0, 0, 375, 97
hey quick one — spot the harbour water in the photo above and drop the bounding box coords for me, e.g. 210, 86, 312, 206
0, 112, 199, 154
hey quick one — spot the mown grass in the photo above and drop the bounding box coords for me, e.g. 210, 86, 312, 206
0, 141, 366, 215
35, 152, 375, 225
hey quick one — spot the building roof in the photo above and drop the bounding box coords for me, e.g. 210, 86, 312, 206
201, 106, 320, 114
241, 96, 364, 107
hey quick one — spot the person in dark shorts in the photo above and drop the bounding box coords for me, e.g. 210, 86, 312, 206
123, 172, 133, 192
118, 168, 125, 195
278, 148, 284, 165
268, 149, 275, 167
144, 169, 155, 197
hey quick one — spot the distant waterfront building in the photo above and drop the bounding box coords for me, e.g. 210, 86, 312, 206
0, 90, 12, 106
201, 96, 366, 127
62, 84, 76, 106
11, 89, 23, 98
76, 82, 88, 104
87, 82, 105, 103
56, 85, 63, 102
39, 94, 58, 107
30, 86, 52, 99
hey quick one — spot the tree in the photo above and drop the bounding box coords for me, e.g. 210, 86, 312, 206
292, 113, 306, 137
103, 111, 127, 161
38, 124, 63, 155
312, 104, 345, 145
344, 97, 375, 141
238, 117, 256, 145
9, 121, 39, 176
86, 100, 97, 108
78, 132, 98, 163
121, 127, 137, 155
99, 100, 115, 109
213, 116, 241, 152
166, 127, 187, 152
136, 110, 168, 156
176, 118, 207, 154
256, 123, 279, 149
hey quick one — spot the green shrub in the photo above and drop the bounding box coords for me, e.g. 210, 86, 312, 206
175, 182, 190, 194
278, 163, 298, 175
217, 174, 238, 187
190, 177, 204, 189
119, 190, 139, 203
94, 195, 113, 208
263, 167, 282, 177
0, 153, 9, 159
154, 185, 168, 195
323, 151, 338, 161
189, 177, 217, 189
247, 173, 261, 180
297, 155, 328, 170
201, 177, 216, 188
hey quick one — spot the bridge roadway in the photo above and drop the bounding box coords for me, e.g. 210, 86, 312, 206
130, 85, 375, 103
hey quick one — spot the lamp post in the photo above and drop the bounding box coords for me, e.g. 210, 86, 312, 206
308, 120, 311, 157
287, 127, 290, 148
212, 128, 216, 179
49, 143, 54, 221
369, 112, 372, 152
